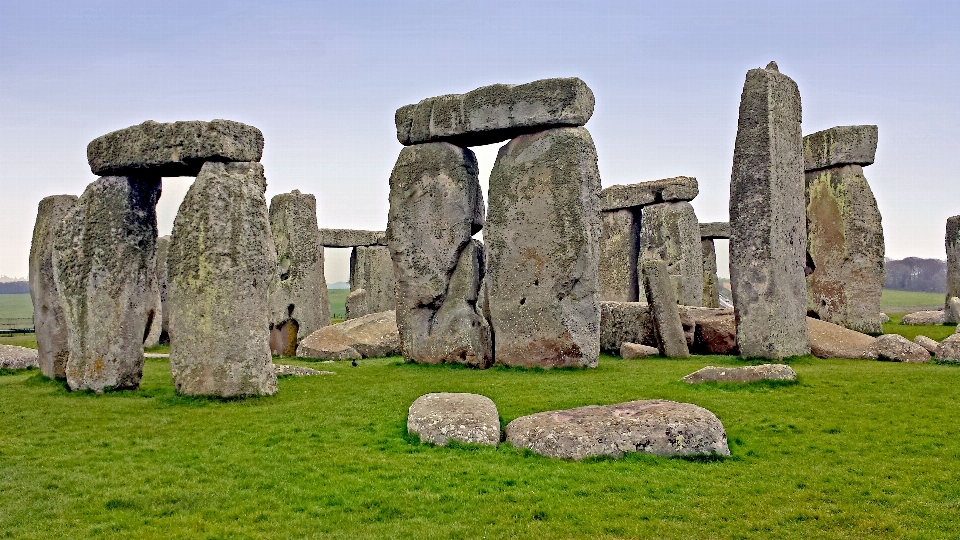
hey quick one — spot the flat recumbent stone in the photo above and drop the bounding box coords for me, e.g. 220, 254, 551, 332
407, 393, 501, 447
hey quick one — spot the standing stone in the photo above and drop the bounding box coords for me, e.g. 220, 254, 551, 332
728, 62, 810, 359
168, 162, 277, 396
345, 245, 396, 320
486, 127, 602, 368
599, 208, 641, 302
639, 201, 704, 306
267, 190, 331, 356
29, 195, 78, 379
701, 239, 720, 308
386, 142, 491, 367
155, 235, 170, 344
52, 176, 161, 392
947, 216, 960, 323
640, 259, 690, 358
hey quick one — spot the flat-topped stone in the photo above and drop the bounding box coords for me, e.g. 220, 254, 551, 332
395, 77, 595, 147
682, 364, 796, 384
87, 120, 264, 177
0, 345, 39, 370
901, 311, 946, 325
600, 176, 698, 211
318, 228, 386, 247
808, 317, 877, 359
699, 222, 731, 239
407, 393, 501, 447
620, 342, 659, 359
803, 125, 878, 171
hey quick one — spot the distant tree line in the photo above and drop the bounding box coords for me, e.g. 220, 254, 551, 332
884, 258, 946, 293
0, 281, 29, 294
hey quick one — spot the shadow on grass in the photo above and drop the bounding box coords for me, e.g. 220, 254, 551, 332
0, 366, 37, 377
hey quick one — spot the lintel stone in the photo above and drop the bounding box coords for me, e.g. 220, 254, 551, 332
699, 222, 731, 239
803, 125, 878, 172
319, 228, 386, 247
599, 176, 698, 212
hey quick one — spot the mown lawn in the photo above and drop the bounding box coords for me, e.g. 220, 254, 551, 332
882, 314, 957, 343
881, 289, 945, 311
2, 353, 959, 539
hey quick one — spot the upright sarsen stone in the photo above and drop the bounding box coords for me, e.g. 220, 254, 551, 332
947, 216, 960, 322
52, 177, 161, 392
155, 235, 170, 343
29, 195, 78, 379
168, 162, 277, 396
486, 127, 602, 368
728, 62, 810, 359
701, 239, 720, 308
639, 201, 703, 306
599, 208, 641, 302
345, 246, 396, 320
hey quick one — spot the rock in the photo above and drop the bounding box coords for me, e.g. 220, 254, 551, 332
947, 217, 960, 322
807, 317, 877, 359
504, 400, 730, 460
486, 127, 602, 368
641, 259, 690, 358
267, 190, 331, 355
805, 164, 885, 334
599, 177, 699, 212
680, 307, 738, 355
407, 393, 501, 447
879, 312, 890, 323
396, 77, 595, 147
639, 202, 704, 306
871, 334, 930, 363
699, 222, 731, 239
274, 364, 334, 377
729, 63, 810, 359
29, 194, 77, 379
901, 311, 947, 325
167, 162, 277, 397
947, 296, 960, 326
155, 235, 170, 343
935, 333, 960, 363
386, 143, 491, 367
914, 335, 939, 354
87, 119, 263, 177
701, 239, 721, 308
803, 125, 878, 171
297, 310, 400, 359
52, 176, 161, 392
599, 208, 641, 302
682, 364, 796, 383
599, 302, 656, 354
0, 345, 40, 370
318, 228, 386, 248
346, 246, 396, 319
620, 342, 659, 359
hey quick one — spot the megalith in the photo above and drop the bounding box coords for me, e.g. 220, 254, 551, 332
699, 222, 730, 310
947, 216, 960, 323
345, 245, 396, 320
167, 162, 278, 396
155, 235, 170, 344
386, 142, 491, 367
52, 176, 161, 392
486, 126, 602, 368
640, 259, 690, 358
639, 201, 703, 306
29, 194, 78, 379
598, 208, 641, 302
728, 62, 810, 359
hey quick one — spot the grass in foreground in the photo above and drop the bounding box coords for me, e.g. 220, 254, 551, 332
2, 354, 959, 539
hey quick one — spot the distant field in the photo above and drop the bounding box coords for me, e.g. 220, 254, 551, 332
327, 288, 349, 320
0, 294, 33, 329
880, 289, 944, 311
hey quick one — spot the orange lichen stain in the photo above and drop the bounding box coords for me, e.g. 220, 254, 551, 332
92, 358, 104, 374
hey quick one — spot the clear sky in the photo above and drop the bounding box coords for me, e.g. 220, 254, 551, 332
1, 0, 957, 282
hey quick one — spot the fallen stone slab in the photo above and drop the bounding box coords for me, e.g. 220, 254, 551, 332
396, 77, 595, 147
936, 333, 960, 363
297, 310, 400, 360
274, 364, 335, 377
699, 222, 731, 240
641, 259, 689, 358
802, 125, 878, 171
318, 228, 386, 248
682, 364, 796, 384
407, 393, 500, 447
871, 334, 930, 363
901, 311, 947, 326
0, 345, 39, 370
600, 302, 656, 354
600, 176, 698, 212
807, 317, 877, 359
914, 335, 939, 354
504, 400, 730, 460
620, 342, 659, 359
948, 217, 960, 322
87, 119, 264, 177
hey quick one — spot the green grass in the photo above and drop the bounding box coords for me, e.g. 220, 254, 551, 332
0, 333, 38, 349
0, 293, 33, 329
327, 287, 349, 320
881, 289, 945, 311
2, 355, 959, 538
882, 314, 957, 342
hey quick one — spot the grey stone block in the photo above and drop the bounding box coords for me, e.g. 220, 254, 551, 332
803, 125, 878, 171
599, 301, 656, 354
346, 246, 396, 319
699, 222, 730, 239
600, 176, 698, 212
318, 228, 386, 247
599, 208, 641, 302
947, 216, 960, 322
701, 239, 720, 309
639, 201, 704, 307
641, 259, 690, 358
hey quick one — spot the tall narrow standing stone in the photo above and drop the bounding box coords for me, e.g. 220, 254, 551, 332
599, 208, 641, 302
640, 259, 690, 358
168, 162, 278, 396
345, 245, 396, 320
639, 201, 704, 306
155, 235, 170, 343
29, 195, 78, 379
728, 62, 810, 359
52, 176, 161, 392
486, 127, 602, 368
947, 216, 960, 323
701, 239, 720, 308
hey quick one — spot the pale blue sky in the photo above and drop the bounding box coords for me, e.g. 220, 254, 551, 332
1, 0, 957, 281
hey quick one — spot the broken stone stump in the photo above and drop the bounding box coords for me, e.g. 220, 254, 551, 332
599, 208, 641, 302
167, 162, 278, 397
407, 393, 501, 447
29, 194, 77, 379
640, 259, 690, 358
682, 364, 796, 384
947, 217, 960, 322
386, 142, 491, 367
486, 127, 602, 368
639, 202, 704, 306
346, 245, 396, 319
620, 342, 659, 359
52, 176, 161, 392
914, 335, 939, 354
728, 62, 810, 359
599, 302, 656, 353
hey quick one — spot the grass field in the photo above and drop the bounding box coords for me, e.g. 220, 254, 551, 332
880, 289, 945, 311
327, 288, 349, 321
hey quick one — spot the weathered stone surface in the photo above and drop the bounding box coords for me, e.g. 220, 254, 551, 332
805, 164, 885, 334
599, 302, 655, 353
386, 143, 491, 367
396, 77, 595, 147
267, 190, 331, 356
680, 307, 738, 355
701, 239, 720, 308
155, 235, 170, 343
914, 335, 939, 354
0, 345, 39, 370
87, 120, 263, 177
52, 176, 160, 392
682, 364, 796, 384
407, 393, 500, 447
486, 127, 602, 368
620, 342, 659, 359
599, 208, 641, 302
935, 333, 960, 363
505, 400, 730, 460
318, 228, 386, 248
167, 162, 277, 397
699, 222, 731, 239
641, 259, 690, 358
729, 63, 810, 359
345, 246, 395, 320
29, 194, 77, 379
600, 177, 698, 212
803, 125, 878, 171
274, 364, 334, 377
639, 202, 704, 306
879, 312, 890, 323
948, 297, 960, 325
297, 310, 400, 360
948, 217, 960, 322
871, 334, 930, 363
807, 317, 877, 359
901, 311, 946, 325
